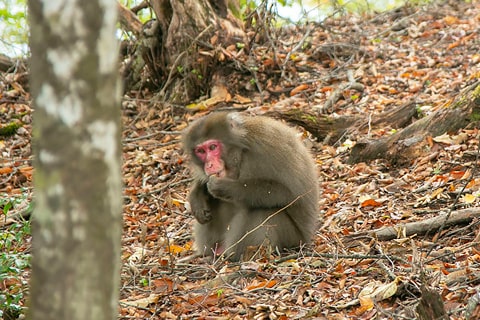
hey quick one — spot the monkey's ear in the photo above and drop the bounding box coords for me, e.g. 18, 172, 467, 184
227, 112, 242, 125
227, 113, 246, 136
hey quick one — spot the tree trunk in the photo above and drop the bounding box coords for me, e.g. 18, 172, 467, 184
28, 0, 122, 319
119, 0, 245, 103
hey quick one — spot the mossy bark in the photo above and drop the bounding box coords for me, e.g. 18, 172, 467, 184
28, 0, 122, 319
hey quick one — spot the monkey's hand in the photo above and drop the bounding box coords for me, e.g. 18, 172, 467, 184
189, 182, 213, 224
207, 176, 236, 202
209, 176, 296, 208
191, 202, 212, 224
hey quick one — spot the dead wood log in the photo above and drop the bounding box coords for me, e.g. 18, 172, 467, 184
347, 207, 480, 242
348, 80, 480, 164
367, 100, 418, 129
271, 100, 418, 145
466, 292, 480, 320
0, 54, 26, 73
276, 81, 479, 165
269, 109, 357, 144
416, 286, 448, 320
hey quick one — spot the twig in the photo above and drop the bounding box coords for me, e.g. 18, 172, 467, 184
221, 190, 312, 259
123, 131, 181, 142
123, 178, 193, 200
157, 24, 213, 102
425, 129, 480, 258
281, 24, 313, 79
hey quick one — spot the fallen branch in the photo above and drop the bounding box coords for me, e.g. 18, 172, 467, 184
348, 80, 480, 164
347, 207, 480, 241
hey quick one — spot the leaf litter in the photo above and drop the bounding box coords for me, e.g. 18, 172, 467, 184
1, 1, 480, 319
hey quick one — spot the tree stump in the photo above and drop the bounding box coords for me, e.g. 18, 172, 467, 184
119, 0, 245, 103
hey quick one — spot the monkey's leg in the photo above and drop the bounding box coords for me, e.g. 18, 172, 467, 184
193, 201, 236, 257
194, 222, 223, 256
223, 208, 306, 261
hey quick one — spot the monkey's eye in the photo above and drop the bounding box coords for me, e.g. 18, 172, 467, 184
209, 144, 217, 151
195, 147, 205, 154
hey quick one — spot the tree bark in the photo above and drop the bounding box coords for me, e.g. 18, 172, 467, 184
119, 0, 245, 103
28, 0, 122, 319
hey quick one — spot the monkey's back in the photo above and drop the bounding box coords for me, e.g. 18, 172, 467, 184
240, 115, 318, 194
239, 115, 320, 236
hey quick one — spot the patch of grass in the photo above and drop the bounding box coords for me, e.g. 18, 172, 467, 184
0, 193, 32, 318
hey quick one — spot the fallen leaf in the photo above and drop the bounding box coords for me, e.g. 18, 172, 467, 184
461, 194, 476, 204
233, 94, 252, 104
121, 294, 160, 308
187, 294, 219, 307
0, 167, 13, 174
433, 133, 455, 144
358, 278, 400, 312
360, 198, 382, 207
290, 84, 309, 96
152, 278, 174, 293
186, 84, 231, 110
168, 244, 188, 254
450, 170, 466, 180
430, 187, 444, 199
444, 15, 459, 25
246, 279, 277, 290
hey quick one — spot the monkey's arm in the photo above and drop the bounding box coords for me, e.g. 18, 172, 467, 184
207, 176, 294, 208
189, 180, 213, 224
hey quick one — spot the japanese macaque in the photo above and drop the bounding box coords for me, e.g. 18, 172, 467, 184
182, 112, 319, 261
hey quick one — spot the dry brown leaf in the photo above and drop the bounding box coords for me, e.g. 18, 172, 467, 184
121, 294, 160, 308
246, 279, 277, 291
290, 84, 309, 96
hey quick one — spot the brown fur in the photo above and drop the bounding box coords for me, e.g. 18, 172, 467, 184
182, 112, 319, 261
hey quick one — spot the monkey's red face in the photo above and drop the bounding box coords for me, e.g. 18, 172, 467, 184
194, 139, 226, 178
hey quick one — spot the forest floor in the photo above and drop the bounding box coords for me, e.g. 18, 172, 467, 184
1, 1, 480, 319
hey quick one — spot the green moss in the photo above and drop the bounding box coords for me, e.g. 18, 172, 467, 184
0, 121, 21, 136
469, 111, 480, 122
469, 83, 480, 121
302, 114, 318, 123
11, 112, 28, 119
472, 83, 480, 98
415, 105, 424, 118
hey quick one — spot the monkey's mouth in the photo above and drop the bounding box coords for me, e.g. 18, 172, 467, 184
211, 169, 226, 178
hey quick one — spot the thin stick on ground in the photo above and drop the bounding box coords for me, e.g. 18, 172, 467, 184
221, 190, 312, 260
